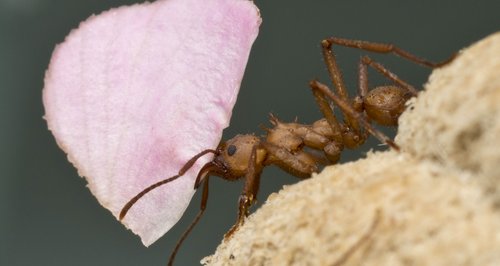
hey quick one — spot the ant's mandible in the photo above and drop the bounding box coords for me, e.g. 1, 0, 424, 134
120, 37, 455, 265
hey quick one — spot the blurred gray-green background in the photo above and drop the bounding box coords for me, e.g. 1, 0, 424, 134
1, 0, 498, 265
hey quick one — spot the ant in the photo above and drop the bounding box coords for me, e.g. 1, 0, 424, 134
119, 37, 455, 265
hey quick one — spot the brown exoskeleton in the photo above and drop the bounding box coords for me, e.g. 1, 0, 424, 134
119, 37, 455, 265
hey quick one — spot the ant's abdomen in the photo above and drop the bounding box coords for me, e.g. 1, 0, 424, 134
364, 86, 413, 126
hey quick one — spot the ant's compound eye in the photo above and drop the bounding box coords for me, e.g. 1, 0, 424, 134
227, 144, 237, 156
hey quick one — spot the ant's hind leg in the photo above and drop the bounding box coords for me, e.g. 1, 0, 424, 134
324, 37, 456, 68
360, 55, 418, 96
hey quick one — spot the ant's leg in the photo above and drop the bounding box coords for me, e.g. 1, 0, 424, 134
266, 115, 340, 164
310, 87, 344, 144
324, 37, 456, 68
225, 145, 263, 239
310, 80, 400, 151
167, 177, 210, 266
320, 42, 365, 136
361, 56, 418, 96
357, 56, 369, 100
321, 39, 350, 101
352, 59, 369, 136
310, 81, 365, 149
332, 209, 381, 266
263, 141, 320, 178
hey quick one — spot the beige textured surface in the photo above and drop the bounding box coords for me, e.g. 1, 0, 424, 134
397, 32, 500, 202
203, 152, 500, 266
203, 32, 500, 266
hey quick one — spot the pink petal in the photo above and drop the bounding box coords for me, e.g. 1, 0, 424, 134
43, 0, 260, 246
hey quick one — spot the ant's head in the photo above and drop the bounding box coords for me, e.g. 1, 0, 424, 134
197, 134, 262, 183
120, 134, 264, 219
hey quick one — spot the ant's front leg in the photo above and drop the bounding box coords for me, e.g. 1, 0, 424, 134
225, 145, 263, 239
225, 140, 322, 239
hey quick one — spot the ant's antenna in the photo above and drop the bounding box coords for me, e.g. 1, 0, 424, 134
119, 149, 217, 220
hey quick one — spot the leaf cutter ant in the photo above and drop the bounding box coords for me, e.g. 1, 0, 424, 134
120, 37, 455, 265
